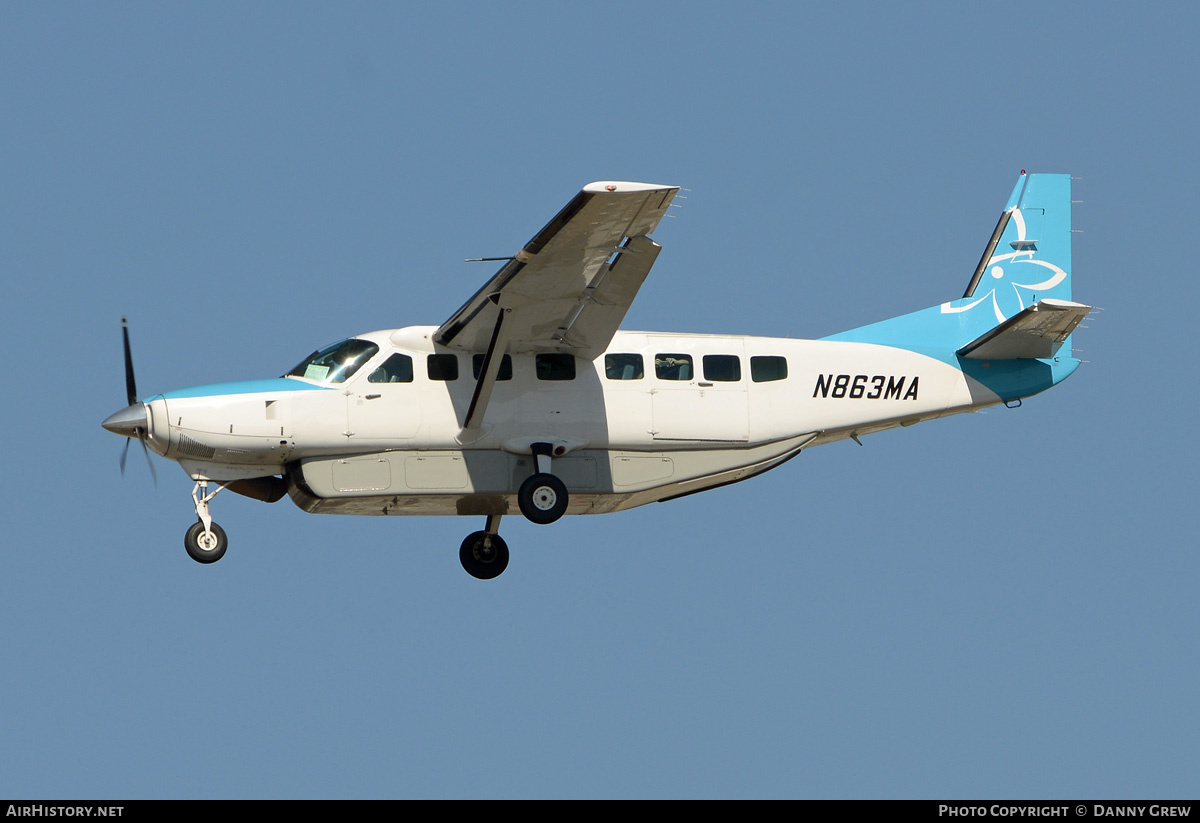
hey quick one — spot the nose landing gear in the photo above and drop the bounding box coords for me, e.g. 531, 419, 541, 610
184, 480, 229, 564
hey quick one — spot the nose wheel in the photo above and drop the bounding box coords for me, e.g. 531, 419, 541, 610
185, 521, 228, 563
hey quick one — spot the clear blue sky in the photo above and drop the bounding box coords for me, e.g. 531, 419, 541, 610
2, 1, 1197, 799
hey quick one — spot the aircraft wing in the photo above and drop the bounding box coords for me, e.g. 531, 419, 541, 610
434, 181, 680, 359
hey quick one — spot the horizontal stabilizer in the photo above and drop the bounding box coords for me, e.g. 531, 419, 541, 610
957, 299, 1091, 360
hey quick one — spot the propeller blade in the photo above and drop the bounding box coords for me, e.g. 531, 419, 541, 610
122, 316, 137, 407
139, 434, 158, 486
120, 438, 131, 476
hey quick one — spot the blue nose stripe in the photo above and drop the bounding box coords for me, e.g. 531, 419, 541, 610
149, 378, 333, 401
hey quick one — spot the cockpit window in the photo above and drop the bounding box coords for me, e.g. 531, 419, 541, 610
286, 339, 379, 384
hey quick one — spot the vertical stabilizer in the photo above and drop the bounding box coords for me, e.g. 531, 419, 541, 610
957, 172, 1072, 316
824, 172, 1074, 358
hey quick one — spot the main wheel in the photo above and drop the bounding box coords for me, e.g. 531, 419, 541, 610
184, 521, 228, 564
459, 531, 509, 580
518, 473, 568, 524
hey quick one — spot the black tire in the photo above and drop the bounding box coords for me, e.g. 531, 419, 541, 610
184, 521, 228, 564
459, 531, 509, 580
517, 473, 568, 525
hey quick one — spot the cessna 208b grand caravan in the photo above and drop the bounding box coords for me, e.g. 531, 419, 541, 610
103, 172, 1089, 579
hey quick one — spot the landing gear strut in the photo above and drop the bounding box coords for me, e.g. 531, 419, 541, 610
184, 480, 229, 564
460, 514, 508, 579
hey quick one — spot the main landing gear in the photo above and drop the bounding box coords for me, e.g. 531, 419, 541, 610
460, 514, 508, 580
516, 441, 569, 525
184, 480, 229, 564
460, 442, 569, 580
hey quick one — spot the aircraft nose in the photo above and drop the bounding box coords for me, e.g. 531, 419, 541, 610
102, 404, 147, 437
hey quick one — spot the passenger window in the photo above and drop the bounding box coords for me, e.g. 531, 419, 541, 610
751, 355, 788, 383
427, 354, 459, 381
702, 354, 741, 382
605, 353, 644, 380
536, 353, 576, 381
472, 354, 513, 381
655, 354, 693, 381
368, 353, 414, 383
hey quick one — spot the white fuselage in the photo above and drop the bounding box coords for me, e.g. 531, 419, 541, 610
141, 325, 996, 517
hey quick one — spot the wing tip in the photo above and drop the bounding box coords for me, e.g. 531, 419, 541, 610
583, 181, 677, 194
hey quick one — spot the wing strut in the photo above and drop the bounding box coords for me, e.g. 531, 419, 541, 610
461, 294, 512, 433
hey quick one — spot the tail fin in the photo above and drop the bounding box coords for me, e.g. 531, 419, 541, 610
824, 172, 1078, 357
955, 172, 1073, 323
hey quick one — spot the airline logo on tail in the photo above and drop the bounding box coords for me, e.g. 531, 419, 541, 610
942, 207, 1070, 324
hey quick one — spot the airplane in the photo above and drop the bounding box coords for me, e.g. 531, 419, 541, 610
103, 172, 1089, 579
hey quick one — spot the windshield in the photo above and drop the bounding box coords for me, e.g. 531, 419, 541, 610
286, 338, 379, 384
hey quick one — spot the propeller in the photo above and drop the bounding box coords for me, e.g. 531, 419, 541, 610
107, 317, 157, 485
